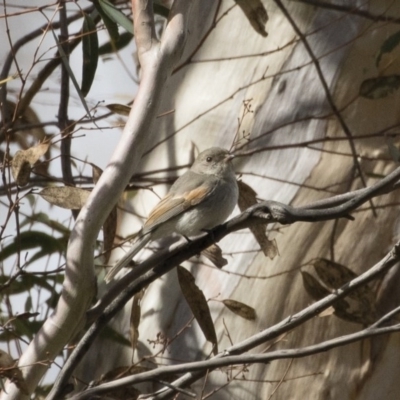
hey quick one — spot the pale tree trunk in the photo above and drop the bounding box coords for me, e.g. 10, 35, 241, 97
46, 0, 400, 398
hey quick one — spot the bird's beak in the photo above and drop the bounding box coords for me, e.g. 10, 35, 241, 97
224, 153, 235, 163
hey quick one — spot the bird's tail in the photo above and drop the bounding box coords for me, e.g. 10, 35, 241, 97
104, 234, 151, 283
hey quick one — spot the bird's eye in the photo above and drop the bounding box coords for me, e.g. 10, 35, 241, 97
206, 157, 212, 162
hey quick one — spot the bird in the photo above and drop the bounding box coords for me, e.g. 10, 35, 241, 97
104, 147, 238, 283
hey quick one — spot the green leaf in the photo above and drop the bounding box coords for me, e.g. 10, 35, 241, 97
376, 30, 400, 66
0, 319, 43, 341
20, 212, 71, 235
52, 30, 91, 117
98, 31, 133, 55
24, 296, 32, 313
0, 231, 66, 263
94, 1, 119, 42
0, 275, 36, 295
0, 273, 63, 296
98, 0, 133, 34
46, 291, 61, 309
359, 75, 400, 99
81, 14, 99, 97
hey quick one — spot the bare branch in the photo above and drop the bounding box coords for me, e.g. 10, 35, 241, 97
149, 244, 400, 400
46, 165, 400, 398
295, 0, 400, 24
3, 1, 194, 398
69, 249, 400, 399
273, 0, 371, 209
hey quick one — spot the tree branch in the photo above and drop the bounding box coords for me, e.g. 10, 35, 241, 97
47, 165, 400, 398
3, 1, 194, 399
294, 0, 400, 24
70, 246, 400, 399
273, 0, 372, 211
150, 243, 400, 399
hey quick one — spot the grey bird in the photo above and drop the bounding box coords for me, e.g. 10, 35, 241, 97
105, 147, 238, 282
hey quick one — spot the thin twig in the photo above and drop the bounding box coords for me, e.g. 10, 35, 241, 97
70, 317, 400, 399
50, 166, 400, 398
295, 0, 400, 24
273, 0, 375, 214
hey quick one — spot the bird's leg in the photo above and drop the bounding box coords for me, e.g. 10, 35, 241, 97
201, 228, 215, 243
183, 235, 192, 243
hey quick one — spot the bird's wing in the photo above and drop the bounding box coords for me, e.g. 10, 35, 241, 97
143, 176, 218, 234
104, 234, 151, 283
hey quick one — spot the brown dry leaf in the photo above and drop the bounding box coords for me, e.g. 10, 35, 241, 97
103, 206, 117, 263
91, 164, 117, 263
39, 186, 91, 209
91, 163, 103, 184
305, 260, 377, 325
177, 266, 218, 355
301, 270, 330, 300
313, 258, 376, 317
11, 151, 31, 187
0, 350, 14, 369
314, 259, 357, 290
0, 350, 28, 394
318, 306, 335, 317
130, 289, 145, 352
25, 141, 51, 164
235, 0, 268, 37
222, 299, 256, 320
106, 103, 131, 116
254, 231, 278, 260
11, 141, 51, 186
332, 299, 376, 325
202, 244, 228, 268
238, 180, 278, 259
237, 180, 257, 210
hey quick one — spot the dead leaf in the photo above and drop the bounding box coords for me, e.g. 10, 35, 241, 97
177, 266, 218, 354
314, 259, 357, 290
0, 350, 29, 394
0, 350, 14, 369
11, 141, 51, 186
318, 306, 335, 317
130, 289, 145, 352
235, 0, 268, 37
304, 260, 377, 325
238, 181, 278, 259
314, 258, 376, 305
91, 163, 103, 184
39, 186, 91, 209
106, 103, 131, 116
237, 180, 257, 209
202, 244, 227, 268
333, 299, 376, 325
91, 164, 117, 262
25, 141, 51, 164
301, 270, 330, 300
11, 152, 31, 187
103, 206, 117, 263
222, 299, 256, 320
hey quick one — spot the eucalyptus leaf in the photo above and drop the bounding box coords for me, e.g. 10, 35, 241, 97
98, 0, 133, 34
81, 14, 99, 97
